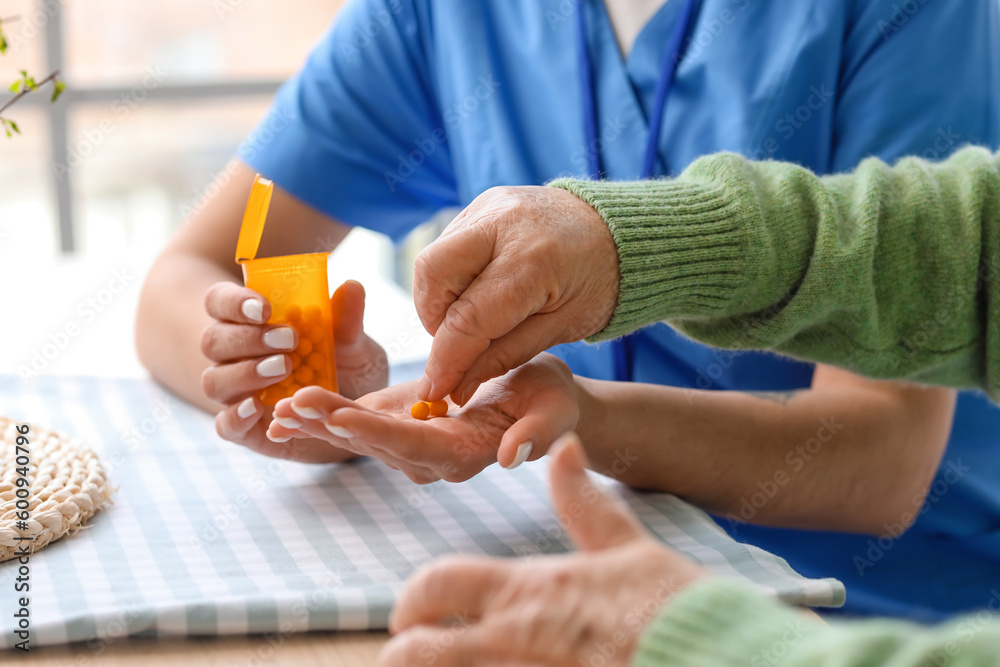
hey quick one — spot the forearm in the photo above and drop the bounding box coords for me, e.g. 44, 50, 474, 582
574, 378, 950, 534
635, 578, 1000, 667
136, 251, 238, 414
549, 146, 1000, 399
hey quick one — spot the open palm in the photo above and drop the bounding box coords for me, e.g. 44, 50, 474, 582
268, 354, 581, 483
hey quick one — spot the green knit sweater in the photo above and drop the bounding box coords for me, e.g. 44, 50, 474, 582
549, 146, 1000, 666
635, 578, 1000, 667
549, 145, 1000, 400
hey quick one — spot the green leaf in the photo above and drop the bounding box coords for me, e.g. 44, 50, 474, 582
50, 79, 65, 103
8, 79, 19, 93
7, 119, 19, 134
19, 71, 36, 91
0, 34, 8, 55
2, 120, 11, 139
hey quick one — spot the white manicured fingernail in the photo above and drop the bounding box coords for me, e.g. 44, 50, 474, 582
505, 441, 533, 470
237, 398, 257, 419
275, 417, 302, 429
267, 430, 291, 443
326, 424, 354, 439
291, 404, 323, 420
242, 298, 264, 323
263, 327, 295, 350
257, 354, 287, 378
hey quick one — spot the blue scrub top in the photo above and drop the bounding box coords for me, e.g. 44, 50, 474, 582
242, 0, 1000, 621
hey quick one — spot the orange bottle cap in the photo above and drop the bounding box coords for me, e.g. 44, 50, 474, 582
235, 174, 274, 264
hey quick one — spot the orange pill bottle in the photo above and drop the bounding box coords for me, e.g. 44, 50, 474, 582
236, 175, 338, 406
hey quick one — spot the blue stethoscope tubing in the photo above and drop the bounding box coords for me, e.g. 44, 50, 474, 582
576, 0, 699, 382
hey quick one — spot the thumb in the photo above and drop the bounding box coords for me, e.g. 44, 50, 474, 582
548, 432, 649, 552
331, 280, 366, 347
496, 381, 578, 470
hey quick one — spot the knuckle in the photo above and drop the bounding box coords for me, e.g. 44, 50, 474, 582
440, 467, 467, 484
412, 250, 435, 285
482, 185, 510, 202
444, 299, 482, 339
203, 282, 225, 315
486, 350, 515, 379
200, 367, 221, 401
214, 412, 229, 440
214, 411, 238, 443
405, 468, 440, 485
415, 558, 464, 600
199, 325, 221, 359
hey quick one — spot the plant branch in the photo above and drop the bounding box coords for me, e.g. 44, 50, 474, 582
0, 69, 59, 116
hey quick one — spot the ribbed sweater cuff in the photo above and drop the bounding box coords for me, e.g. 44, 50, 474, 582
547, 178, 747, 341
633, 578, 823, 667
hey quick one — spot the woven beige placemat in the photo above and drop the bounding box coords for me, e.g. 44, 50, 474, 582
0, 417, 113, 563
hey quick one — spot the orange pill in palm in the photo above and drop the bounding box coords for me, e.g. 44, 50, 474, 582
428, 400, 449, 417
295, 365, 316, 384
410, 401, 431, 420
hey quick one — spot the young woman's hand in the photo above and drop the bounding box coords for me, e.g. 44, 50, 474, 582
200, 279, 388, 462
266, 353, 581, 483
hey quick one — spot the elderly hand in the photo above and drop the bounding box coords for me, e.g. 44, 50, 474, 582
377, 433, 709, 666
201, 279, 388, 462
266, 353, 581, 483
413, 185, 619, 405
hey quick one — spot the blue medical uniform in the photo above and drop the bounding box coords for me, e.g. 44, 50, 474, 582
242, 0, 1000, 621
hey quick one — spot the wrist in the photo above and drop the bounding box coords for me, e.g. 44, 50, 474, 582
571, 375, 603, 459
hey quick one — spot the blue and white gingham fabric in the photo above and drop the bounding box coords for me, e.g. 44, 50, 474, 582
0, 375, 844, 648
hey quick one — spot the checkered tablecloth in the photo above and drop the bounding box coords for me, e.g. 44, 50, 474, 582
0, 375, 844, 649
